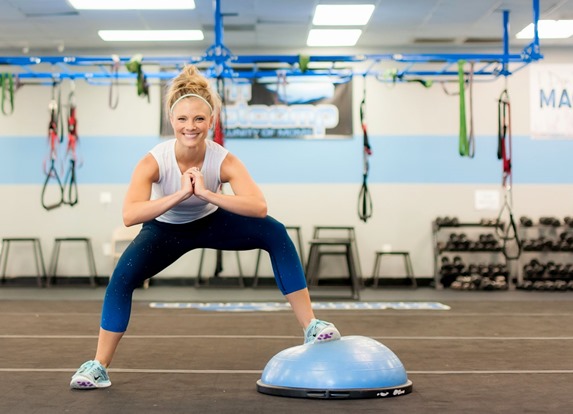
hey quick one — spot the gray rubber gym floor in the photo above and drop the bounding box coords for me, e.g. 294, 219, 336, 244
0, 286, 571, 414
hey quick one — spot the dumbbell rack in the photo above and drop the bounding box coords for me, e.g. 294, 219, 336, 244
516, 218, 573, 291
432, 219, 508, 290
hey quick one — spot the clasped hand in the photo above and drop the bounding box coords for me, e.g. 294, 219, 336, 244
181, 167, 207, 200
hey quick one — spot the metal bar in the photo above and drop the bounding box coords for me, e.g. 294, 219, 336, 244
501, 10, 510, 77
0, 0, 543, 83
213, 0, 223, 49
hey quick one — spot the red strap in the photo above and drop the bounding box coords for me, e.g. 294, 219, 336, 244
501, 101, 512, 186
214, 117, 224, 146
67, 106, 78, 157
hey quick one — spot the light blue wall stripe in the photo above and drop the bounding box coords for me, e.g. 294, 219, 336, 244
0, 135, 571, 184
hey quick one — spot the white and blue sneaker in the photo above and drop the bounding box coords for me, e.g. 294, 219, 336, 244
70, 360, 112, 389
304, 319, 341, 344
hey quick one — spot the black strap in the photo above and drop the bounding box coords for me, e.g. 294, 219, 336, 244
42, 82, 65, 211
63, 90, 79, 206
108, 55, 120, 110
63, 159, 79, 206
496, 199, 522, 260
41, 159, 64, 211
358, 76, 373, 222
495, 88, 521, 260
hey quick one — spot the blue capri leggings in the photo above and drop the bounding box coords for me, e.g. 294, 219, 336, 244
101, 209, 307, 332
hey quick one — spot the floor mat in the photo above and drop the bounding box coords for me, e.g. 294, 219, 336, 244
149, 302, 451, 311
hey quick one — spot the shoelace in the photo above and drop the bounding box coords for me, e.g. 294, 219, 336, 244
305, 320, 325, 341
78, 361, 107, 379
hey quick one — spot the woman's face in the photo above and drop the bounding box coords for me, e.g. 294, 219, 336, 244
170, 97, 213, 148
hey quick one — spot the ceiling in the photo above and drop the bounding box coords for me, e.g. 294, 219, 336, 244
0, 0, 572, 58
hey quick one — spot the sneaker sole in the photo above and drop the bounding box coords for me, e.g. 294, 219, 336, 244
70, 375, 111, 390
313, 326, 341, 344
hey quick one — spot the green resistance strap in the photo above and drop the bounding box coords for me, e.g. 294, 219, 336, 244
458, 60, 469, 157
382, 69, 433, 88
298, 55, 310, 73
1, 73, 15, 115
126, 54, 149, 101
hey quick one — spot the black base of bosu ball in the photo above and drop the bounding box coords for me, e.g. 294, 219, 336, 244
257, 335, 413, 400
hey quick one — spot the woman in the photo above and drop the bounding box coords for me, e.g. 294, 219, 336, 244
70, 65, 340, 390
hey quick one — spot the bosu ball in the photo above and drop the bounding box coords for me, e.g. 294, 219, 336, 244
257, 335, 413, 399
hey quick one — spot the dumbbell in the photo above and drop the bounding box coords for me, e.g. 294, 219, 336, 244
452, 256, 465, 270
554, 280, 568, 291
546, 263, 560, 277
479, 277, 495, 291
447, 233, 465, 250
522, 239, 535, 251
544, 281, 556, 290
480, 218, 499, 227
436, 216, 459, 227
517, 280, 533, 290
492, 276, 508, 290
539, 217, 561, 226
520, 216, 533, 227
532, 280, 547, 290
531, 259, 547, 278
449, 275, 473, 290
523, 238, 543, 251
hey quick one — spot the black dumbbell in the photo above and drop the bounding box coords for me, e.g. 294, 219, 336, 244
540, 216, 561, 226
518, 280, 533, 290
493, 276, 508, 290
554, 280, 568, 291
532, 280, 546, 290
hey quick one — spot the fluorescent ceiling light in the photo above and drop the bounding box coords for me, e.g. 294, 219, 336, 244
313, 4, 375, 26
516, 20, 573, 39
98, 30, 204, 42
69, 0, 195, 10
307, 29, 362, 47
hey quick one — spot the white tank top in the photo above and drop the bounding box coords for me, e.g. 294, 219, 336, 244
149, 139, 229, 224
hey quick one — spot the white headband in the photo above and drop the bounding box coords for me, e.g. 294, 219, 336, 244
170, 93, 213, 114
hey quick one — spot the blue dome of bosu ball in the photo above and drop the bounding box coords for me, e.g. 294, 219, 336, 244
256, 335, 413, 399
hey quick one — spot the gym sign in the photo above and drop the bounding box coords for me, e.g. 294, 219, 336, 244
218, 78, 353, 140
530, 63, 573, 139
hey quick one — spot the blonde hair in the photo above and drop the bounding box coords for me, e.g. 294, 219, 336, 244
165, 65, 221, 123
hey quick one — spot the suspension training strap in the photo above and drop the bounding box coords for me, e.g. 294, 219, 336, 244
358, 75, 373, 222
457, 60, 469, 157
126, 54, 149, 102
1, 73, 15, 115
467, 62, 475, 158
63, 84, 80, 206
214, 77, 225, 147
497, 89, 510, 165
108, 54, 120, 110
41, 81, 64, 211
214, 76, 227, 276
496, 88, 521, 260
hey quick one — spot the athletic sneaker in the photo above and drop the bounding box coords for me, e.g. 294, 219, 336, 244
70, 360, 112, 389
304, 319, 341, 344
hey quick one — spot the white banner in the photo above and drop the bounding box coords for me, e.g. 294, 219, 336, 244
530, 63, 573, 139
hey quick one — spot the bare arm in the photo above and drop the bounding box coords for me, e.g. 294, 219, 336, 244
122, 154, 193, 226
189, 152, 267, 218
